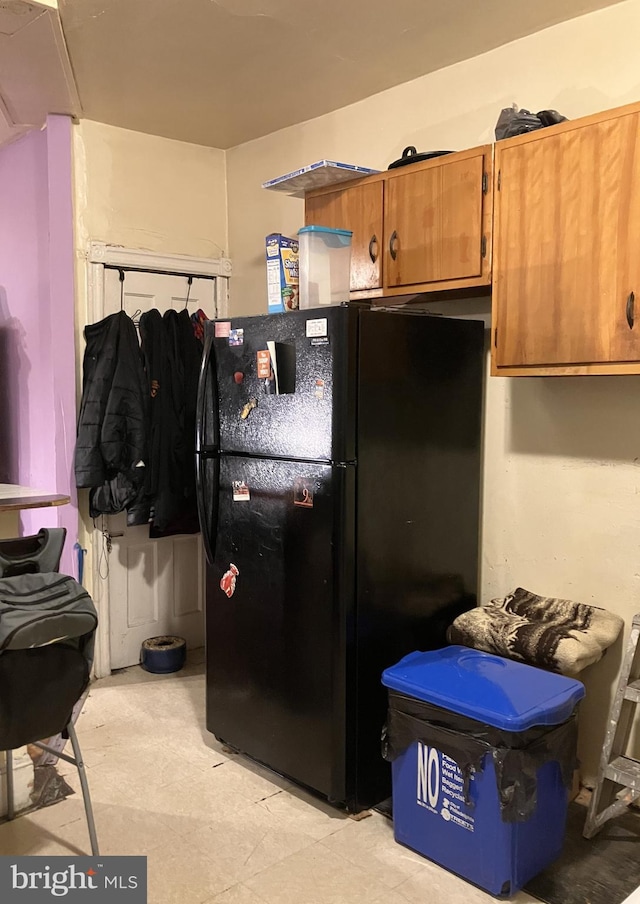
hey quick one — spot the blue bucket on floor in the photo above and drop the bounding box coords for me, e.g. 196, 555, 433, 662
382, 647, 585, 897
140, 636, 186, 673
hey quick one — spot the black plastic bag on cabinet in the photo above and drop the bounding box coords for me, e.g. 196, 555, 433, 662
495, 107, 567, 140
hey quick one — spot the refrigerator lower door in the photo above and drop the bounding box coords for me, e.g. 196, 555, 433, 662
206, 455, 353, 803
195, 452, 219, 565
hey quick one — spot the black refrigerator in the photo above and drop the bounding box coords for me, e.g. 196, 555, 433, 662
195, 305, 484, 812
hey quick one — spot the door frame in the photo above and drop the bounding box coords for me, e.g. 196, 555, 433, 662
86, 242, 232, 678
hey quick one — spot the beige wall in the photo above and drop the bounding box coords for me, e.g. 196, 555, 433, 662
227, 0, 640, 782
74, 119, 227, 260
73, 118, 228, 348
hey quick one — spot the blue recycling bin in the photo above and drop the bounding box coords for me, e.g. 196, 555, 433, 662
382, 646, 585, 898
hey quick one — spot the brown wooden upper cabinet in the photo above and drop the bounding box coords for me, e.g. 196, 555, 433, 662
383, 145, 492, 295
304, 144, 493, 299
492, 101, 640, 376
305, 180, 383, 293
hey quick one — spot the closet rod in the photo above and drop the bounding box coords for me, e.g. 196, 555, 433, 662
103, 264, 217, 281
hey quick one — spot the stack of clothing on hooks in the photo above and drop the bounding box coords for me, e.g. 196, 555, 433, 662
74, 306, 209, 537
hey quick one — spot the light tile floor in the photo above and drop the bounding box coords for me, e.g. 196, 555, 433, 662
0, 650, 542, 904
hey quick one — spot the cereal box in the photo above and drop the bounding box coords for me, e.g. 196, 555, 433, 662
266, 234, 299, 313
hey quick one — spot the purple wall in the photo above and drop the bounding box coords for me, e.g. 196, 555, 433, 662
0, 115, 77, 575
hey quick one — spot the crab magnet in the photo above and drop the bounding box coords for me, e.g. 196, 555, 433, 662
220, 563, 239, 598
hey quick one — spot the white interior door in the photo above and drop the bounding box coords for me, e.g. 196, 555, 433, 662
103, 269, 214, 669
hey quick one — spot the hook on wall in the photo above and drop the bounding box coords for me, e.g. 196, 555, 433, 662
119, 269, 125, 312
183, 276, 194, 310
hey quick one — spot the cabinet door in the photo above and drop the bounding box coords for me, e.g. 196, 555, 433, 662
494, 111, 640, 369
384, 151, 485, 288
305, 181, 383, 291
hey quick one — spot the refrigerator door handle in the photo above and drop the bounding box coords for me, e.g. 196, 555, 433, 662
195, 451, 218, 566
196, 329, 218, 453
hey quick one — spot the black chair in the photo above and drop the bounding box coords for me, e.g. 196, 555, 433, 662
0, 529, 99, 855
0, 527, 67, 577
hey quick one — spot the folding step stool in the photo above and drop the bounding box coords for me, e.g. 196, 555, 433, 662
584, 613, 640, 838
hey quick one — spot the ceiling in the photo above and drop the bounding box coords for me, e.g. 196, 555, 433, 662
0, 0, 627, 151
0, 0, 79, 148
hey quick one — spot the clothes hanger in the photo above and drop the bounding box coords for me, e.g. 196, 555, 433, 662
118, 271, 143, 330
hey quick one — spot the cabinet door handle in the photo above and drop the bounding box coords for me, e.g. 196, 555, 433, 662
368, 234, 378, 263
389, 230, 399, 261
627, 291, 635, 329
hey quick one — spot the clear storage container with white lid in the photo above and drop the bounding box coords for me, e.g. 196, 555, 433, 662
298, 225, 352, 308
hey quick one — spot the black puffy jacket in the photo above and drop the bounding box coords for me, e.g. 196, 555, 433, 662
143, 309, 201, 534
74, 311, 149, 522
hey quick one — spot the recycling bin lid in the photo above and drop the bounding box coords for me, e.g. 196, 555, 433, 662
382, 646, 585, 731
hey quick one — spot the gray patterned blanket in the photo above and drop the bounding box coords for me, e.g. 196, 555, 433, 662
447, 587, 624, 676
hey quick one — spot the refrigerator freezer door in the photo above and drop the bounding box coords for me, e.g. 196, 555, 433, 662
196, 329, 219, 453
206, 454, 354, 802
204, 308, 357, 462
